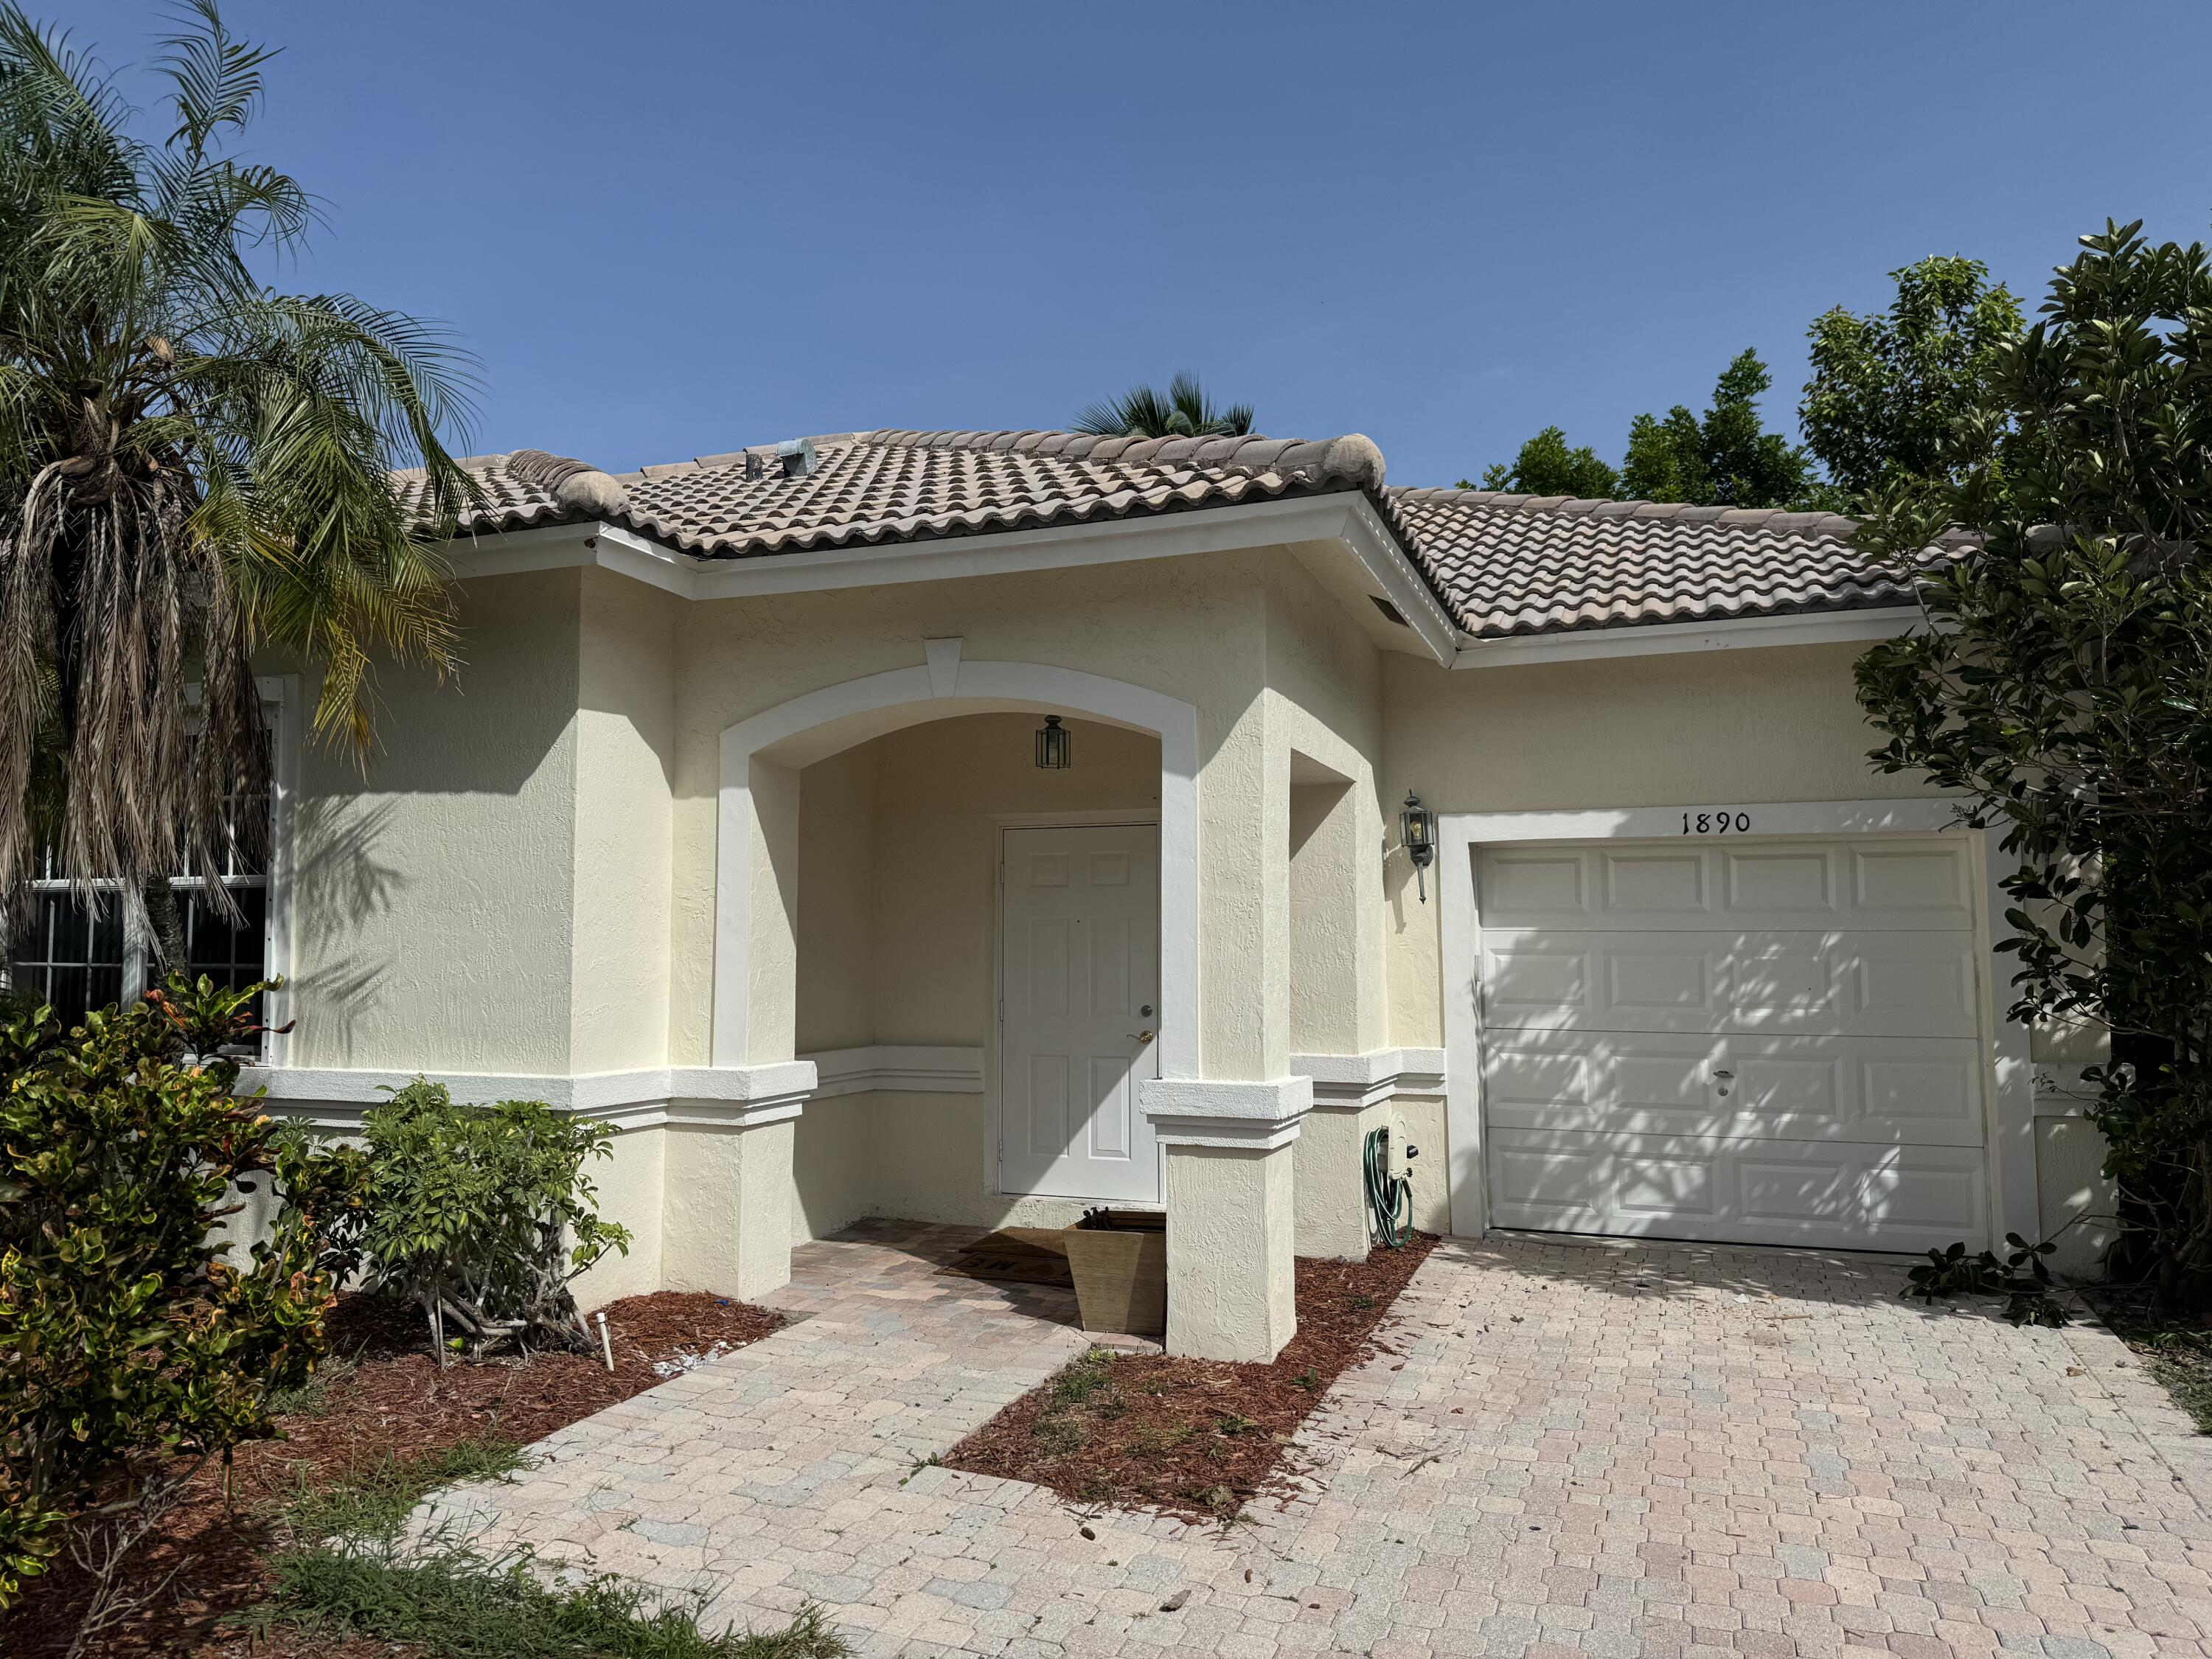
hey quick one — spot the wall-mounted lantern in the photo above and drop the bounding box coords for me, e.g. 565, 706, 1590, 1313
1035, 714, 1072, 771
1399, 790, 1436, 902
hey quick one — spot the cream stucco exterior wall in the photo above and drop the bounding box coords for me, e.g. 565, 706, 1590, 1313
287, 571, 585, 1071
260, 526, 2121, 1350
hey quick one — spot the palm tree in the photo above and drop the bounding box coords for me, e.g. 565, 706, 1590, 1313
1071, 371, 1255, 440
0, 2, 478, 955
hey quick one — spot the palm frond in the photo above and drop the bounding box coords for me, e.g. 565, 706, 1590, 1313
0, 0, 477, 937
1071, 372, 1255, 439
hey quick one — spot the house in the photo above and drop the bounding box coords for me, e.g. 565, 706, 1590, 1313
40, 425, 2107, 1361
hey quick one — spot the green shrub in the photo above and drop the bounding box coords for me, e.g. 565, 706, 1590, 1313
347, 1080, 630, 1361
0, 975, 366, 1646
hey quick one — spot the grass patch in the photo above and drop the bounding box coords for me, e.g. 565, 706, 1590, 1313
1052, 1348, 1116, 1405
265, 1352, 361, 1419
236, 1536, 849, 1658
2108, 1319, 2212, 1433
285, 1435, 533, 1545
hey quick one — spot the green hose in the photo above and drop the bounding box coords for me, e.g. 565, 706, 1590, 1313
1363, 1126, 1413, 1250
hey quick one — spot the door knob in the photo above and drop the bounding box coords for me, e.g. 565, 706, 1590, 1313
1127, 1030, 1155, 1044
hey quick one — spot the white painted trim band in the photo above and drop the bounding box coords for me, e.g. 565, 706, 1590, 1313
1141, 1076, 1312, 1150
1293, 1048, 1447, 1110
254, 1062, 817, 1134
802, 1045, 984, 1099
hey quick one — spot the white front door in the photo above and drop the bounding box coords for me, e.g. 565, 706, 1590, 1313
999, 823, 1161, 1202
1477, 835, 1991, 1251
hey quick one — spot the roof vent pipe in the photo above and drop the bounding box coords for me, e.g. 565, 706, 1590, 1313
777, 437, 818, 479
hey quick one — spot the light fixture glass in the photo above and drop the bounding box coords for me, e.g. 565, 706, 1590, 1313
1399, 790, 1436, 902
1035, 714, 1072, 771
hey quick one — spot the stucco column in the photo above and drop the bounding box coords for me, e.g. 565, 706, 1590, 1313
656, 1064, 813, 1300
1144, 1077, 1309, 1361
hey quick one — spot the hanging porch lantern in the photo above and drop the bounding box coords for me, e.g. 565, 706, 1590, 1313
1035, 714, 1072, 771
1400, 790, 1436, 902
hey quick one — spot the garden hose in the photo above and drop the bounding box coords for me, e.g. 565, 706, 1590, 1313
1363, 1126, 1414, 1250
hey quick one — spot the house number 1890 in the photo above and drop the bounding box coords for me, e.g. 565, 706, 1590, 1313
1683, 810, 1752, 835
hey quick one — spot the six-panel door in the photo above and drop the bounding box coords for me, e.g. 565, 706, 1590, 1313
998, 823, 1162, 1202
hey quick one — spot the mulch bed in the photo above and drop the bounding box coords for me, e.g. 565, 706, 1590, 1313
945, 1231, 1438, 1524
4, 1290, 785, 1659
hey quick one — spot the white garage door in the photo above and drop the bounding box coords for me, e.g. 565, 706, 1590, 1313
1476, 835, 1989, 1252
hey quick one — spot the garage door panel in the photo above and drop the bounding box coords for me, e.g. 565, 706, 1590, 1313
1852, 844, 1972, 919
1475, 836, 1989, 1251
1481, 1029, 1980, 1144
1487, 1128, 1989, 1251
1604, 849, 1710, 913
1478, 838, 1976, 932
1481, 929, 1978, 1038
1490, 1141, 1605, 1230
1484, 1044, 1591, 1119
1723, 847, 1837, 913
1616, 1152, 1716, 1220
1607, 947, 1719, 1014
1860, 1054, 1979, 1138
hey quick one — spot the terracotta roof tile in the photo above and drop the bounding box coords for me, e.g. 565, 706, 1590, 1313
1381, 486, 1917, 639
400, 428, 1921, 640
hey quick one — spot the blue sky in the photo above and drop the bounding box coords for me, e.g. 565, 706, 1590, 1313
64, 1, 2212, 488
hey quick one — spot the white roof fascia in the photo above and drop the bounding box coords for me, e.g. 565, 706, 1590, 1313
438, 493, 1461, 666
1448, 605, 1923, 668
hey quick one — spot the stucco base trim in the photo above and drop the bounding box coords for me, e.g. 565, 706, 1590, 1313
1141, 1076, 1313, 1150
257, 1062, 817, 1133
801, 1046, 984, 1099
1293, 1048, 1447, 1110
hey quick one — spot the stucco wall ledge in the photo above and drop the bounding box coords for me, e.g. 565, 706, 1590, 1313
254, 1062, 817, 1133
1141, 1077, 1313, 1150
1293, 1048, 1447, 1110
801, 1046, 984, 1099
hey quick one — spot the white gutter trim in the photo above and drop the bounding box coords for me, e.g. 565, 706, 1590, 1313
1449, 605, 1921, 668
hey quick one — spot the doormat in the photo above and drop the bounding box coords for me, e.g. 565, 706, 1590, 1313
936, 1228, 1076, 1290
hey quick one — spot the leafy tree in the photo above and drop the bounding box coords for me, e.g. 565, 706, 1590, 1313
0, 975, 366, 1651
1802, 255, 2025, 508
0, 4, 479, 959
1854, 221, 2212, 1299
1460, 425, 1619, 497
344, 1081, 630, 1361
1620, 349, 1828, 509
1071, 371, 1253, 439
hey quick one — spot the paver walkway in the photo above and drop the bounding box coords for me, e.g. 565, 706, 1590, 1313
428, 1225, 2212, 1658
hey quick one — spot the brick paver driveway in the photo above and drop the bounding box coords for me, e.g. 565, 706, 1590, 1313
428, 1227, 2212, 1658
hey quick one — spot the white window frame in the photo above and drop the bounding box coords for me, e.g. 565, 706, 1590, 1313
15, 675, 297, 1057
